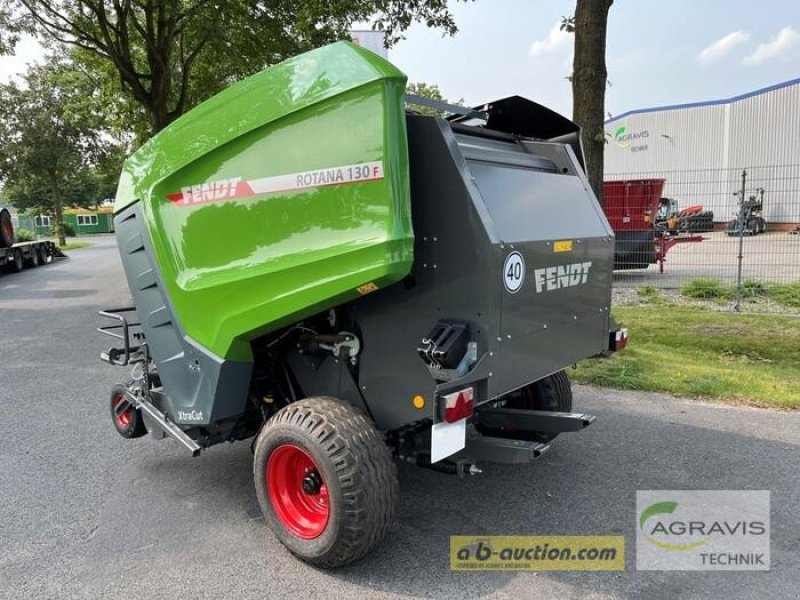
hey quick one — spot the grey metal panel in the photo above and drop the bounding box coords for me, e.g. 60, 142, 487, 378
352, 115, 613, 431
113, 203, 252, 428
469, 162, 609, 242
454, 133, 557, 171
285, 353, 370, 416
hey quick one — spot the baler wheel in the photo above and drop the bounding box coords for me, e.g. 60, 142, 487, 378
253, 396, 398, 568
110, 384, 148, 439
500, 370, 573, 443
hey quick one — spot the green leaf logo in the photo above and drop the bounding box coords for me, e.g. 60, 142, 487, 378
639, 501, 708, 551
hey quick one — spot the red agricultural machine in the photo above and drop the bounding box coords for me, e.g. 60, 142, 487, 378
602, 179, 705, 273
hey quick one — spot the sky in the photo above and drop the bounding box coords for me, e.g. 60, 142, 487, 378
2, 0, 799, 120
388, 0, 800, 118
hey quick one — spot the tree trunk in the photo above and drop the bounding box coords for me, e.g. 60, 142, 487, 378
49, 172, 66, 246
572, 0, 613, 206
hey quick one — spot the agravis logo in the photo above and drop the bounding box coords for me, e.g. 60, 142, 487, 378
639, 501, 708, 551
613, 125, 649, 148
636, 491, 770, 571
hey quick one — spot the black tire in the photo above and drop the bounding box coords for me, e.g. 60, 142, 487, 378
27, 246, 42, 267
253, 397, 398, 568
8, 249, 24, 273
486, 370, 573, 443
110, 383, 148, 439
0, 208, 14, 248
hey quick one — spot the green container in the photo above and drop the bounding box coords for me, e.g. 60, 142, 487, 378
115, 42, 414, 361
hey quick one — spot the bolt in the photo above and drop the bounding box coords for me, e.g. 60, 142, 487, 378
543, 324, 548, 329
506, 334, 512, 339
488, 372, 493, 377
468, 465, 483, 475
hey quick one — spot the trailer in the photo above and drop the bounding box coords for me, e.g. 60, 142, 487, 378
98, 42, 628, 568
602, 179, 704, 272
0, 207, 60, 273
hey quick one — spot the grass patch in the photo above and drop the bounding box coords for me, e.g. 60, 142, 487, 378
676, 278, 800, 309
681, 278, 734, 300
58, 241, 91, 251
635, 285, 674, 306
769, 283, 800, 308
573, 306, 800, 409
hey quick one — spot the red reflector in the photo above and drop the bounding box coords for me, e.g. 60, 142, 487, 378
442, 387, 474, 423
613, 328, 629, 351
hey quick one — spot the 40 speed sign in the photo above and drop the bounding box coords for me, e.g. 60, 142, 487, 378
503, 251, 526, 293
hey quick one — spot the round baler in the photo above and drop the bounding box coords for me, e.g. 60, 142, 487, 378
99, 41, 626, 567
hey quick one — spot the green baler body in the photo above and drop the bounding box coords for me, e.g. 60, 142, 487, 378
114, 42, 413, 361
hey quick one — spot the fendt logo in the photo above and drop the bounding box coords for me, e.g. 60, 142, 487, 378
533, 262, 592, 293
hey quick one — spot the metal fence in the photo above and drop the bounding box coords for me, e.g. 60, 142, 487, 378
607, 164, 800, 313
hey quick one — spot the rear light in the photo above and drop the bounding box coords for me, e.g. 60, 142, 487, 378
441, 387, 474, 423
610, 328, 629, 352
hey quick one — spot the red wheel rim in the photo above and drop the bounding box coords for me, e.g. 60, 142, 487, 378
266, 444, 329, 539
113, 394, 133, 429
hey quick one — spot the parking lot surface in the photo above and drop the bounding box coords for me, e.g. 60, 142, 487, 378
1, 235, 798, 599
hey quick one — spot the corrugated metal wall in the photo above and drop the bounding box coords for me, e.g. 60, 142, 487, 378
605, 80, 800, 224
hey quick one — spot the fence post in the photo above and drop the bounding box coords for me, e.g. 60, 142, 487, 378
735, 169, 747, 312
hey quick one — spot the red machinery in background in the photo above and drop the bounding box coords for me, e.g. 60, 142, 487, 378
603, 179, 704, 273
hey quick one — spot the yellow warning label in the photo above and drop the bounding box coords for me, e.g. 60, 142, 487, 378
554, 240, 574, 253
357, 282, 379, 295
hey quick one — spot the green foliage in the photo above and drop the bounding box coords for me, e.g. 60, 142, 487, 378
405, 81, 464, 117
740, 279, 766, 299
573, 307, 800, 409
678, 278, 799, 309
681, 278, 733, 300
768, 283, 800, 308
0, 56, 120, 243
14, 228, 35, 242
14, 0, 471, 136
52, 222, 75, 237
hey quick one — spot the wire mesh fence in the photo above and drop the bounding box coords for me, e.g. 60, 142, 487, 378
606, 164, 800, 313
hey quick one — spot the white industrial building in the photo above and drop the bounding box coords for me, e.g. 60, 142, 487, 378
605, 77, 800, 228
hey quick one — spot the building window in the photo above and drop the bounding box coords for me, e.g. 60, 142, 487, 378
77, 215, 98, 226
34, 215, 52, 227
